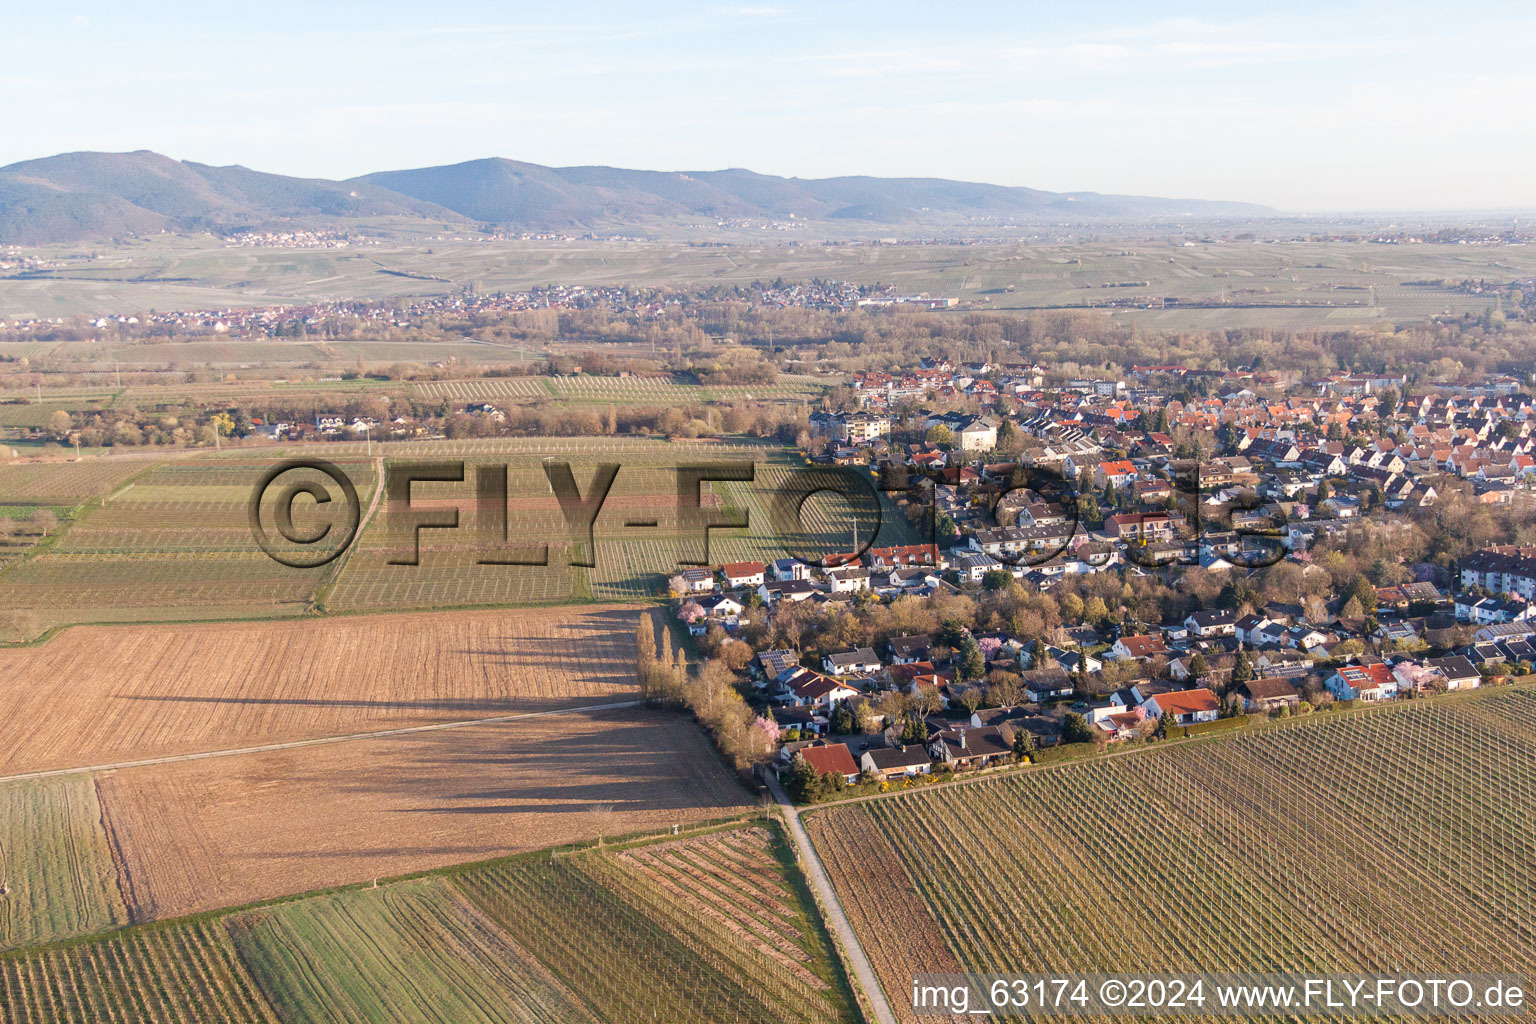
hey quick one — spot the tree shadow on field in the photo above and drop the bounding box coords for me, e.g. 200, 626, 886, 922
322, 711, 741, 817
117, 693, 623, 716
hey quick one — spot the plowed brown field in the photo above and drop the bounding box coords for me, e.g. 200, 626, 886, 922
96, 707, 750, 920
0, 605, 640, 776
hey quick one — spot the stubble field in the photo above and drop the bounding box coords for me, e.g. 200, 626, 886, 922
95, 706, 750, 920
0, 606, 641, 776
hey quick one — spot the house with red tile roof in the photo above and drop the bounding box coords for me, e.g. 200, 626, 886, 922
797, 743, 860, 784
1143, 688, 1220, 725
1325, 662, 1399, 702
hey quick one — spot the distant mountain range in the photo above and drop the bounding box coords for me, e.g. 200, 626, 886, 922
0, 150, 1274, 244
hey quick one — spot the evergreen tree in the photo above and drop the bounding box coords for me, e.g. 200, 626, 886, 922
1012, 728, 1036, 762
785, 754, 820, 803
959, 636, 986, 682
1063, 712, 1094, 744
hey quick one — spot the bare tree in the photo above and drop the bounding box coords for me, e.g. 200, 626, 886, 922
587, 803, 617, 847
913, 684, 943, 717
0, 610, 40, 643
29, 509, 58, 538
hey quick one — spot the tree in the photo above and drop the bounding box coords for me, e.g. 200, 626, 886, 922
29, 509, 58, 538
981, 569, 1013, 591
1230, 650, 1254, 687
831, 703, 856, 734
719, 639, 754, 672
587, 803, 617, 847
958, 636, 986, 682
1189, 652, 1209, 679
936, 619, 969, 651
913, 684, 943, 717
47, 410, 73, 438
0, 609, 40, 643
1060, 593, 1085, 623
925, 424, 954, 448
900, 714, 927, 744
636, 612, 657, 671
784, 754, 820, 803
958, 686, 984, 717
1062, 712, 1095, 744
987, 670, 1023, 708
876, 689, 910, 726
1083, 596, 1109, 626
1012, 727, 1036, 762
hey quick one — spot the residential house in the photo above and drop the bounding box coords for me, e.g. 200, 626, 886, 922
1325, 663, 1399, 702
888, 635, 933, 664
860, 744, 932, 780
1425, 655, 1481, 690
1185, 609, 1239, 638
775, 669, 861, 709
1236, 677, 1300, 712
1143, 688, 1221, 725
719, 561, 766, 588
759, 579, 818, 604
674, 568, 716, 594
822, 648, 882, 676
926, 725, 1014, 769
1109, 634, 1171, 661
797, 744, 860, 785
1095, 460, 1139, 490
771, 558, 814, 582
956, 416, 999, 451
826, 566, 873, 594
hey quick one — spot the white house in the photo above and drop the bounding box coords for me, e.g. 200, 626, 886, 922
1184, 609, 1238, 637
822, 648, 882, 676
1325, 663, 1398, 702
719, 561, 766, 588
826, 566, 872, 594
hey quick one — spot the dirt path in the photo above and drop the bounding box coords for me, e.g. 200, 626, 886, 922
766, 771, 898, 1024
0, 699, 643, 784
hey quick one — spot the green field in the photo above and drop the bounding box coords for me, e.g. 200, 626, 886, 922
0, 439, 915, 625
227, 881, 591, 1024
0, 457, 377, 630
0, 778, 128, 951
0, 823, 856, 1024
805, 684, 1536, 1023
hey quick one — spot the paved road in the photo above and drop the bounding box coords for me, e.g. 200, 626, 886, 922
766, 771, 900, 1024
0, 699, 644, 784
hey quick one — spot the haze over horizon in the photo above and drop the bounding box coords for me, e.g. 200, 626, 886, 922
6, 0, 1536, 214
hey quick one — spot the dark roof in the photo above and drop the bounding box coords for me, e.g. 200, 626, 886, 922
1426, 655, 1478, 680
1239, 677, 1299, 701
864, 745, 932, 770
1188, 609, 1238, 626
930, 726, 1012, 759
888, 634, 932, 656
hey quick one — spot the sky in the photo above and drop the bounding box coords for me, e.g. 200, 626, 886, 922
4, 0, 1535, 213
